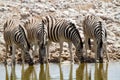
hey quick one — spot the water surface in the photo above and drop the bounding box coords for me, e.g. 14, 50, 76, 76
0, 62, 120, 80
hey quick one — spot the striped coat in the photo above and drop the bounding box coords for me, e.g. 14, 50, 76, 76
83, 15, 109, 62
42, 15, 84, 62
3, 18, 33, 65
23, 16, 48, 63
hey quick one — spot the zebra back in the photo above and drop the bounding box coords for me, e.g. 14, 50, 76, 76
3, 19, 30, 49
42, 15, 72, 42
83, 15, 106, 43
23, 16, 47, 45
42, 15, 84, 62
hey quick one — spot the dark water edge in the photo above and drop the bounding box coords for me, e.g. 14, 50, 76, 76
0, 61, 120, 80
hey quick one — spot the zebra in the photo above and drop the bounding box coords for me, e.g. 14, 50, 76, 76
42, 15, 84, 63
3, 18, 34, 65
23, 16, 48, 64
82, 14, 109, 63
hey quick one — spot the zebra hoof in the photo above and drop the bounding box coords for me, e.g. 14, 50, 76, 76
29, 61, 34, 66
39, 61, 44, 64
96, 57, 103, 63
3, 60, 7, 65
28, 59, 34, 65
13, 61, 16, 66
80, 56, 85, 63
99, 58, 103, 63
95, 60, 99, 63
44, 59, 48, 63
39, 58, 43, 64
39, 57, 44, 64
69, 59, 73, 62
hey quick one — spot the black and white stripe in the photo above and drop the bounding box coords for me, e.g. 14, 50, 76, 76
83, 15, 109, 62
3, 19, 33, 65
23, 16, 48, 63
42, 15, 83, 62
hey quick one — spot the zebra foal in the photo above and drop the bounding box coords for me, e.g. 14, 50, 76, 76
42, 15, 84, 63
83, 15, 109, 62
23, 16, 48, 63
3, 19, 34, 65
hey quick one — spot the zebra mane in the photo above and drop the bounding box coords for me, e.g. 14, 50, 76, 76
69, 22, 76, 28
42, 16, 47, 24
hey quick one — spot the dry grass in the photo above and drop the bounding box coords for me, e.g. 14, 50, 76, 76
101, 0, 112, 2
75, 3, 94, 11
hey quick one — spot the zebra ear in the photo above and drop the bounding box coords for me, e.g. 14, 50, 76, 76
42, 19, 44, 24
3, 21, 7, 30
42, 16, 47, 24
69, 22, 76, 27
42, 19, 46, 24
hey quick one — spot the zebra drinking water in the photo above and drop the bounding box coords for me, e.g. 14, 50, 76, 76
42, 15, 84, 63
3, 18, 34, 65
82, 14, 109, 62
23, 16, 48, 64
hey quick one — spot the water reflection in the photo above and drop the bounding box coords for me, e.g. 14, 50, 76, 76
76, 63, 108, 80
10, 66, 16, 80
4, 65, 9, 80
69, 64, 73, 80
94, 63, 108, 80
59, 64, 63, 80
4, 62, 109, 80
76, 63, 85, 80
58, 63, 73, 80
21, 65, 36, 80
39, 63, 50, 80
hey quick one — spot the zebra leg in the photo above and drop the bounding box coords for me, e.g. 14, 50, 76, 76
97, 41, 103, 63
4, 44, 8, 65
39, 43, 46, 64
59, 42, 63, 63
94, 42, 98, 62
12, 44, 16, 66
33, 44, 37, 58
104, 42, 109, 62
88, 38, 91, 50
9, 46, 12, 56
68, 42, 73, 63
84, 36, 89, 57
46, 41, 51, 62
39, 45, 43, 64
47, 44, 49, 61
21, 50, 25, 64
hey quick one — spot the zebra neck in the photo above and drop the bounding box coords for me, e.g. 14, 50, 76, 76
71, 39, 80, 48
